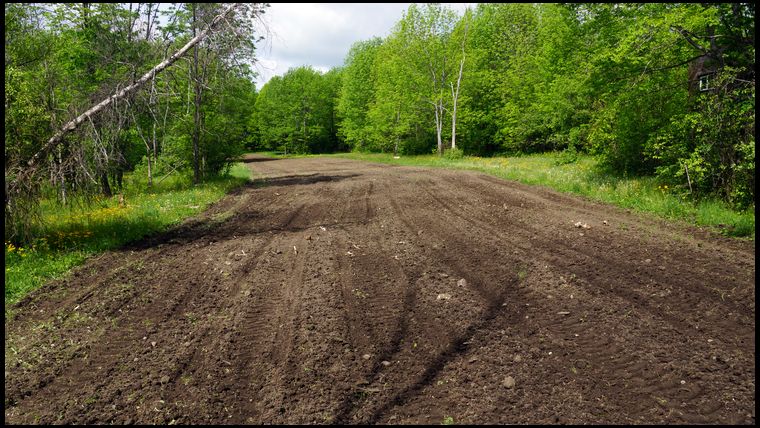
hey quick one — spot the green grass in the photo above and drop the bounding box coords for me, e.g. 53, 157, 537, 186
5, 162, 252, 310
264, 151, 754, 239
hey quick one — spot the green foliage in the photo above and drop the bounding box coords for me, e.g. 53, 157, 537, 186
254, 66, 343, 154
647, 69, 755, 208
334, 2, 753, 208
4, 3, 264, 244
337, 38, 382, 149
444, 147, 464, 160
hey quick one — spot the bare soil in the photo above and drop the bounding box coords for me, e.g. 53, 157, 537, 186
4, 154, 755, 424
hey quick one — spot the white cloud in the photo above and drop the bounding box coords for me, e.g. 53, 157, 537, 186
252, 3, 475, 88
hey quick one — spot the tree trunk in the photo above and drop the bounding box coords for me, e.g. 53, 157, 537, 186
192, 3, 201, 184
450, 83, 458, 151
435, 99, 443, 156
58, 145, 67, 206
146, 148, 152, 187
100, 172, 112, 197
451, 16, 468, 151
394, 107, 400, 156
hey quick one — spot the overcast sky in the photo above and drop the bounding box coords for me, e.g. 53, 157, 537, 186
251, 3, 475, 89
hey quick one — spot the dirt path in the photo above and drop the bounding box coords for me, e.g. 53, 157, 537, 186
4, 154, 755, 424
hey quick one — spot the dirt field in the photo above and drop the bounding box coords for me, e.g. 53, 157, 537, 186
4, 154, 755, 424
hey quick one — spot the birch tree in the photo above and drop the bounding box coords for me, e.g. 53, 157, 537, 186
396, 4, 459, 156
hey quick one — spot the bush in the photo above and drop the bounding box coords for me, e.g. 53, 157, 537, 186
646, 69, 755, 209
444, 147, 465, 160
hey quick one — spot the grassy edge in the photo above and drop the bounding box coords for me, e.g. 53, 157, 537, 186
4, 162, 252, 313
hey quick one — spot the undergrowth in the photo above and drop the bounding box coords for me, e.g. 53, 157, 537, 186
5, 163, 251, 309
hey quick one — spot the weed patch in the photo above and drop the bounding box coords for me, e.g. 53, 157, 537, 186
5, 163, 251, 309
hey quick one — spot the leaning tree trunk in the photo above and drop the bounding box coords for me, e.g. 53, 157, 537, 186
22, 2, 242, 174
6, 2, 244, 243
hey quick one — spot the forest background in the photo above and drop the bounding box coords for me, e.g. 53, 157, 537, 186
4, 3, 755, 248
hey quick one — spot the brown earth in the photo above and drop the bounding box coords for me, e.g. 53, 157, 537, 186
4, 154, 755, 424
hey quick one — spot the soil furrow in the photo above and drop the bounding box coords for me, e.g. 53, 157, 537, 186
4, 155, 754, 425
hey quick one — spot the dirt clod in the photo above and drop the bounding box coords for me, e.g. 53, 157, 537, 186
503, 376, 516, 388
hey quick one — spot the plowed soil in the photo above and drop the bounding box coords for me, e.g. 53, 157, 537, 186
4, 154, 755, 424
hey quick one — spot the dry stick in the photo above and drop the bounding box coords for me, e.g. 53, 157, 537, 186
24, 2, 242, 172
684, 163, 693, 195
156, 162, 187, 185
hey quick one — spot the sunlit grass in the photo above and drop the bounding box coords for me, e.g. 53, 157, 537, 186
5, 162, 251, 309
281, 151, 753, 240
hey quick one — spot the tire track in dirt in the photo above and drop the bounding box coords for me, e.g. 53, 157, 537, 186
5, 155, 754, 425
393, 170, 753, 424
333, 172, 530, 424
429, 171, 753, 350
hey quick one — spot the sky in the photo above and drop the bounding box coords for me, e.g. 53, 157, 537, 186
251, 3, 475, 89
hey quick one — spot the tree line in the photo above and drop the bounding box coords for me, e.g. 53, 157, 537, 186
252, 3, 754, 208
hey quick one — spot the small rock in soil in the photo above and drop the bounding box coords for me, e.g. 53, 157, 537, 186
362, 354, 371, 360
457, 278, 468, 287
644, 258, 651, 263
502, 376, 516, 388
436, 293, 452, 300
160, 375, 170, 384
513, 354, 522, 363
381, 360, 391, 367
468, 357, 479, 364
557, 311, 570, 315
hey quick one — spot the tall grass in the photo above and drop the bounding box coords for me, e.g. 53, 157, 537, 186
5, 163, 251, 309
320, 152, 754, 239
